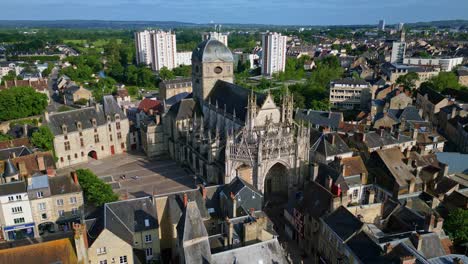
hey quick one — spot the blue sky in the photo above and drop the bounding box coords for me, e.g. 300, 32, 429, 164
2, 0, 468, 25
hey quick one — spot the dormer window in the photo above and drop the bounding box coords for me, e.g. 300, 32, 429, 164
91, 118, 97, 127
62, 125, 67, 134
107, 116, 111, 122
76, 122, 82, 131
115, 114, 120, 121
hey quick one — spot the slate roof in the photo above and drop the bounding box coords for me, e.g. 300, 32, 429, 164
428, 254, 468, 264
412, 233, 447, 259
0, 181, 27, 196
364, 129, 414, 149
298, 181, 333, 219
211, 238, 287, 264
418, 86, 446, 105
177, 201, 212, 264
2, 159, 18, 177
167, 98, 200, 121
310, 130, 352, 158
27, 174, 49, 190
222, 176, 262, 198
345, 231, 384, 263
192, 39, 234, 63
207, 80, 267, 123
387, 106, 424, 122
295, 109, 343, 130
47, 96, 124, 136
0, 146, 33, 160
105, 197, 158, 235
47, 107, 106, 135
49, 175, 81, 195
323, 206, 363, 241
315, 163, 349, 193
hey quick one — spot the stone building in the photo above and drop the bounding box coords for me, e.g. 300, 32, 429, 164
45, 96, 129, 168
164, 39, 310, 201
159, 78, 192, 104
27, 172, 83, 236
63, 85, 93, 106
416, 86, 450, 125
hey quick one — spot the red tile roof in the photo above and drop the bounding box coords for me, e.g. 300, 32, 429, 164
0, 79, 48, 92
138, 98, 163, 114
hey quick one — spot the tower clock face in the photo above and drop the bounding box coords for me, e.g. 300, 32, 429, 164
214, 66, 223, 74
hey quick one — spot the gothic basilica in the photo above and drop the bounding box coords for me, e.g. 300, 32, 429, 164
164, 39, 310, 200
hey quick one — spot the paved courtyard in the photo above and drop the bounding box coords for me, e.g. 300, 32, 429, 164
57, 153, 197, 199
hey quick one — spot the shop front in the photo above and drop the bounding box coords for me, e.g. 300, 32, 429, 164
4, 223, 35, 241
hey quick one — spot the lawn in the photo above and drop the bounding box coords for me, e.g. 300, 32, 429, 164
63, 39, 122, 53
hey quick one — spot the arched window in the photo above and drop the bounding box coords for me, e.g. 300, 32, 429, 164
91, 118, 97, 127
76, 122, 82, 131
62, 125, 67, 134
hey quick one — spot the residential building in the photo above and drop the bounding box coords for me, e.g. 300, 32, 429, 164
309, 130, 353, 164
261, 32, 287, 76
457, 67, 468, 86
44, 96, 129, 168
135, 30, 177, 71
202, 31, 228, 47
351, 129, 416, 159
416, 86, 450, 125
159, 78, 192, 104
63, 85, 93, 106
27, 172, 83, 236
295, 109, 343, 131
176, 51, 192, 66
390, 31, 406, 63
0, 160, 35, 241
382, 63, 440, 85
403, 57, 463, 72
329, 78, 371, 110
378, 19, 386, 31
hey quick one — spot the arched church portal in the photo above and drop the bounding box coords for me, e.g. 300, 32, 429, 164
264, 163, 288, 203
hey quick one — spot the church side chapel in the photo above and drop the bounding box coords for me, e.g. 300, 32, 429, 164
164, 39, 310, 202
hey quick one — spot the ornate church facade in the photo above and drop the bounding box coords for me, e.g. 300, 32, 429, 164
164, 39, 310, 199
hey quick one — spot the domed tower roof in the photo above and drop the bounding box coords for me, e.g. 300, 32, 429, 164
192, 39, 233, 63
3, 159, 18, 178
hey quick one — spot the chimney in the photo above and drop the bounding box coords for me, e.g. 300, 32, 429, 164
149, 108, 154, 116
46, 168, 56, 177
36, 155, 46, 171
95, 103, 100, 112
10, 152, 16, 159
368, 189, 375, 204
230, 192, 237, 218
311, 163, 319, 182
384, 243, 393, 254
199, 185, 207, 200
342, 165, 347, 177
183, 193, 188, 208
451, 106, 457, 118
23, 124, 28, 137
73, 222, 89, 264
227, 218, 234, 247
379, 129, 384, 137
400, 256, 416, 264
329, 134, 336, 145
412, 128, 418, 140
44, 111, 50, 122
362, 132, 366, 142
71, 171, 79, 185
325, 176, 333, 191
249, 208, 255, 218
26, 176, 33, 187
155, 114, 161, 125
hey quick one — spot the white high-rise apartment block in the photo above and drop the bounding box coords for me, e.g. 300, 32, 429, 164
202, 32, 228, 47
134, 30, 177, 71
135, 30, 153, 66
261, 32, 287, 76
391, 31, 406, 64
378, 19, 386, 31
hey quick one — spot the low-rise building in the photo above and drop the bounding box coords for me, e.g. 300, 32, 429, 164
403, 57, 463, 72
329, 78, 371, 110
27, 172, 83, 236
416, 86, 451, 125
159, 78, 192, 104
45, 96, 129, 168
63, 85, 93, 106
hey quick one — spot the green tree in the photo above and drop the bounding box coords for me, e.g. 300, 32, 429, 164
0, 133, 13, 142
0, 86, 48, 121
173, 65, 192, 77
443, 208, 468, 245
30, 126, 54, 151
310, 99, 331, 111
396, 72, 420, 90
159, 67, 175, 81
430, 72, 460, 91
41, 63, 54, 77
76, 169, 118, 206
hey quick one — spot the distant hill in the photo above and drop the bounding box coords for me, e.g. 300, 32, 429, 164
0, 19, 467, 29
